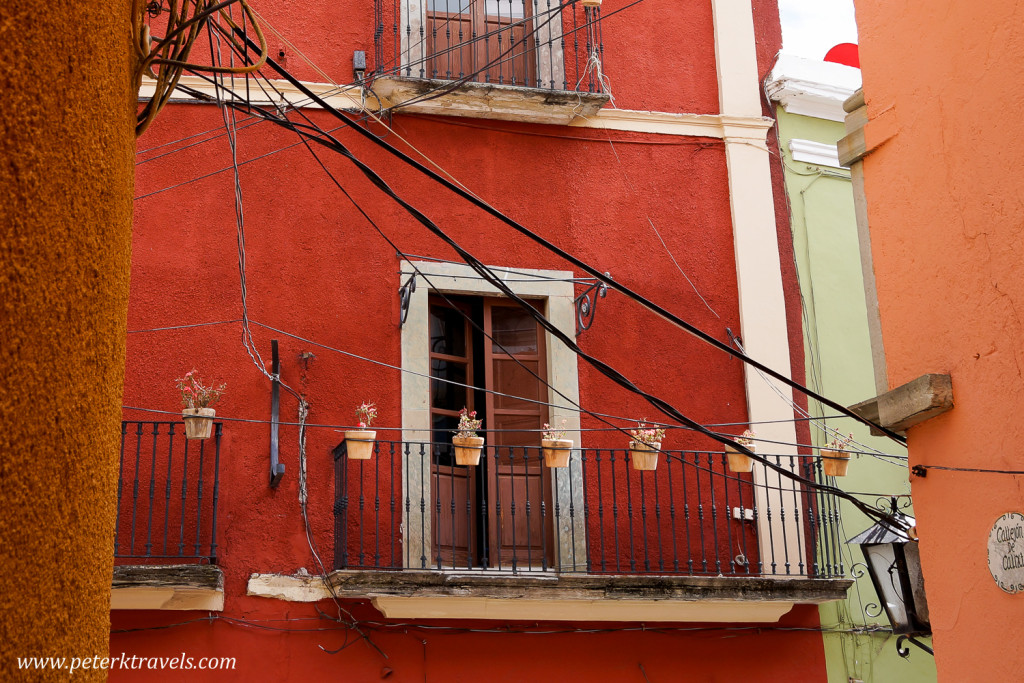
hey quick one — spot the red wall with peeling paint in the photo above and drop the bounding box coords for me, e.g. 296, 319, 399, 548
112, 0, 824, 679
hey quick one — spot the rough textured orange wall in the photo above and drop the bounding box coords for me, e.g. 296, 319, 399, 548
855, 0, 1024, 679
0, 4, 135, 680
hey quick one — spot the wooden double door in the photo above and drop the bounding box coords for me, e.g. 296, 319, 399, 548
425, 0, 537, 86
429, 295, 553, 569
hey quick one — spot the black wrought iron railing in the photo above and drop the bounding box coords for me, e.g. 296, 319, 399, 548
333, 440, 846, 579
372, 0, 605, 92
115, 421, 222, 564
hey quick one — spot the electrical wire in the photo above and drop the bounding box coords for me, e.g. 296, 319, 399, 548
135, 7, 910, 545
132, 0, 270, 135
152, 41, 910, 530
913, 464, 1024, 475
239, 35, 908, 452
112, 610, 897, 636
133, 122, 349, 200
212, 44, 907, 530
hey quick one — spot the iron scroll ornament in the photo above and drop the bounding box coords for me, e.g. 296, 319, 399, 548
849, 562, 884, 618
398, 273, 416, 328
575, 272, 610, 335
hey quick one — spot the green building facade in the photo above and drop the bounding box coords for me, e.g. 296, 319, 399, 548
768, 54, 936, 683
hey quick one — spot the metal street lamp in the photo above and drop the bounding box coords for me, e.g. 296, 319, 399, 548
848, 499, 933, 657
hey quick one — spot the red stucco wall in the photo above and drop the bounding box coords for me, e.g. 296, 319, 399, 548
855, 0, 1024, 679
113, 0, 821, 678
111, 605, 825, 681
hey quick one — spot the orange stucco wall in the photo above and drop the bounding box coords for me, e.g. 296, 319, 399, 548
0, 4, 135, 681
855, 1, 1024, 679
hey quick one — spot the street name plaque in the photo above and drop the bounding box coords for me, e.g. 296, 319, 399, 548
988, 512, 1024, 594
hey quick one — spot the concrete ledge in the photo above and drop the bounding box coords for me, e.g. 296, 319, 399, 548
112, 565, 224, 611
373, 76, 610, 125
249, 570, 851, 623
851, 373, 953, 433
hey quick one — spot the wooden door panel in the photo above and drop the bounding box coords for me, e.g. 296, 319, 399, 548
480, 0, 534, 87
484, 298, 551, 568
492, 359, 543, 410
431, 465, 476, 567
495, 470, 546, 564
427, 11, 475, 80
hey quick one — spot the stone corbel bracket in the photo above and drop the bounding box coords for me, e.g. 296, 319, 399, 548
850, 373, 954, 435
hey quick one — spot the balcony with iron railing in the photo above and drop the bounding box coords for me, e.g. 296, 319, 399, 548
330, 439, 852, 622
111, 421, 224, 610
369, 0, 611, 124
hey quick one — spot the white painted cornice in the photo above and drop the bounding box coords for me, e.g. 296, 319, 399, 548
140, 75, 772, 142
139, 74, 366, 111
765, 53, 862, 123
788, 138, 847, 169
571, 110, 772, 144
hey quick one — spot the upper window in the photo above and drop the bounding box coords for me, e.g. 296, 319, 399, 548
424, 0, 536, 86
372, 0, 606, 94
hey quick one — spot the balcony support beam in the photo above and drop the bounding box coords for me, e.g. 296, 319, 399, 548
112, 565, 224, 611
249, 570, 851, 623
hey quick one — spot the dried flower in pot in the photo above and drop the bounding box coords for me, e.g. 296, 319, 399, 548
628, 421, 666, 471
821, 433, 854, 477
452, 407, 484, 466
725, 429, 757, 473
542, 419, 573, 468
176, 369, 225, 440
346, 402, 378, 460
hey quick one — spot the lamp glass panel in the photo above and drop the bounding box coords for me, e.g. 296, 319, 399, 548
864, 543, 910, 631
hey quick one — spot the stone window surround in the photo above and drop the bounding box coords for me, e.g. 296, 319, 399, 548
400, 259, 587, 571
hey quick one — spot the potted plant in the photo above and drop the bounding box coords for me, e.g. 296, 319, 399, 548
725, 429, 757, 473
345, 402, 378, 460
542, 419, 573, 468
821, 433, 854, 477
176, 369, 225, 440
628, 421, 666, 471
452, 407, 484, 466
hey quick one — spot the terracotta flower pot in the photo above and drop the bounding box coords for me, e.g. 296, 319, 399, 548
183, 407, 216, 440
542, 438, 573, 468
345, 430, 377, 460
821, 448, 851, 477
726, 443, 755, 473
452, 435, 484, 466
629, 441, 660, 471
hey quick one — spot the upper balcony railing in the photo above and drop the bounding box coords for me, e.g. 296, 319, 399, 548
115, 421, 222, 564
333, 439, 845, 580
372, 0, 606, 93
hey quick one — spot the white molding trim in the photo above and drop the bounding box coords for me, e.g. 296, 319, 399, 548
139, 74, 366, 111
766, 54, 862, 123
371, 596, 794, 623
788, 138, 846, 169
140, 75, 771, 141
111, 585, 224, 611
248, 573, 331, 602
571, 109, 773, 143
712, 0, 805, 575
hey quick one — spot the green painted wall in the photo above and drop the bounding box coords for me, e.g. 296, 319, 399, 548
776, 108, 936, 683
